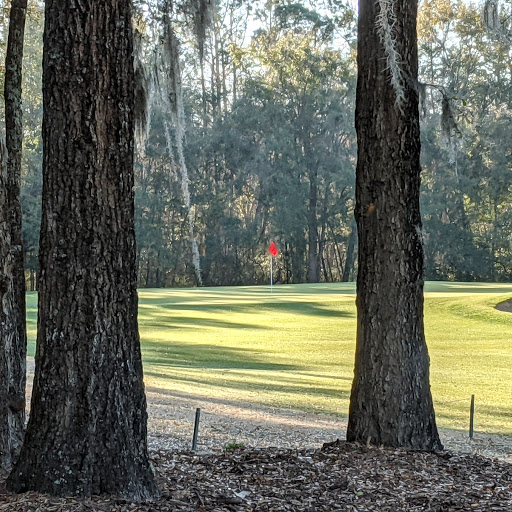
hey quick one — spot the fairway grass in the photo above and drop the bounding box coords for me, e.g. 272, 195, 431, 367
25, 282, 512, 435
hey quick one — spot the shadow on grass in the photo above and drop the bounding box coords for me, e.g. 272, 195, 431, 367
425, 282, 512, 294
140, 282, 356, 299
142, 341, 300, 370
145, 368, 349, 398
434, 404, 512, 434
474, 403, 512, 424
142, 338, 351, 412
141, 301, 354, 320
146, 390, 348, 434
139, 315, 268, 331
263, 302, 355, 318
145, 379, 350, 417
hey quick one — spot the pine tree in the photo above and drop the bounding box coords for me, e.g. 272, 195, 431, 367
0, 0, 28, 473
347, 0, 442, 450
7, 0, 157, 498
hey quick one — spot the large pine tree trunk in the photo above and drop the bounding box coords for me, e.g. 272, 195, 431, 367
8, 0, 157, 498
0, 0, 28, 472
347, 0, 442, 450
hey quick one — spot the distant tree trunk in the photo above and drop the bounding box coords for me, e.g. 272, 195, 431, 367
307, 168, 320, 282
306, 137, 320, 283
341, 221, 356, 282
232, 64, 237, 104
318, 186, 330, 282
8, 0, 157, 499
347, 0, 442, 450
200, 59, 208, 127
0, 0, 28, 472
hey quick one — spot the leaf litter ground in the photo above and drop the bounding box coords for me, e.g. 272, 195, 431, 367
1, 441, 512, 511
0, 360, 511, 510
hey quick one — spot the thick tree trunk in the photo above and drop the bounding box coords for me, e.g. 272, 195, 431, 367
8, 0, 157, 499
347, 0, 442, 450
0, 0, 28, 472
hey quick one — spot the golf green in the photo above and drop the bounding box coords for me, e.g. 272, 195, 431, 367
25, 281, 512, 434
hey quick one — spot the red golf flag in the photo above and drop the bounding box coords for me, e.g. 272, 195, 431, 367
268, 242, 278, 257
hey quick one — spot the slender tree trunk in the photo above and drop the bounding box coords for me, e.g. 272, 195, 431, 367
210, 45, 217, 113
307, 166, 319, 283
0, 144, 21, 472
305, 135, 320, 283
341, 221, 356, 282
325, 248, 334, 282
232, 64, 237, 104
329, 226, 344, 279
0, 0, 28, 472
221, 40, 228, 111
347, 0, 441, 450
200, 58, 208, 127
8, 0, 157, 498
318, 186, 330, 282
146, 250, 152, 288
214, 28, 222, 113
320, 253, 329, 282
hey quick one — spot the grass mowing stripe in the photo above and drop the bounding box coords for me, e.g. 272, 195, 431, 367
25, 282, 512, 434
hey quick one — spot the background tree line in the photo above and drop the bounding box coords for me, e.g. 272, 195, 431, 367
1, 0, 511, 288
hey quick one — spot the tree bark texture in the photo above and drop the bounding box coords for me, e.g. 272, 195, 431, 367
347, 0, 442, 450
0, 0, 28, 472
0, 143, 23, 472
8, 0, 157, 498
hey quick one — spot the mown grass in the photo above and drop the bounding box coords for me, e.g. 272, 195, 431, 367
25, 282, 512, 435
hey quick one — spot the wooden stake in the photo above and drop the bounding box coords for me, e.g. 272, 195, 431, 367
192, 408, 201, 451
469, 395, 475, 439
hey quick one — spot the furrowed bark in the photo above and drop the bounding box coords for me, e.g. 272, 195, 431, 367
7, 0, 157, 498
0, 141, 21, 472
347, 0, 442, 450
0, 0, 28, 472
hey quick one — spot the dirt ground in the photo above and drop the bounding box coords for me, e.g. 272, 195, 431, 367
2, 431, 512, 512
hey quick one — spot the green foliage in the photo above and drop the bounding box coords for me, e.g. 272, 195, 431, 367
15, 2, 43, 289
12, 0, 512, 285
419, 0, 512, 281
224, 441, 246, 451
133, 0, 357, 286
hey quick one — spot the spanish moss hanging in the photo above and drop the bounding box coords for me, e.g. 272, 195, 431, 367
376, 0, 406, 106
162, 12, 203, 286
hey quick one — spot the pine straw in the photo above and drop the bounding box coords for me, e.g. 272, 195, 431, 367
1, 441, 512, 511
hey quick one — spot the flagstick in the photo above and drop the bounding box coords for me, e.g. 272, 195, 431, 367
270, 255, 273, 293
